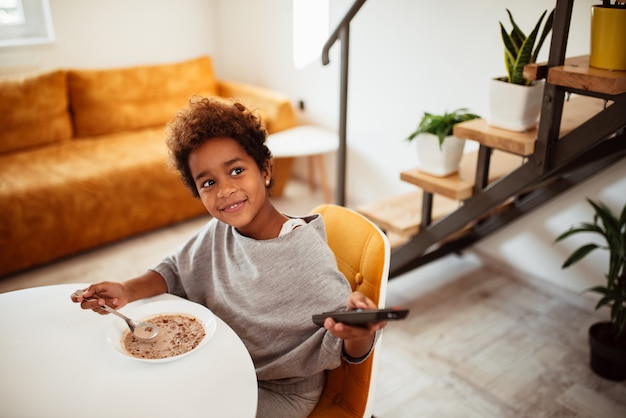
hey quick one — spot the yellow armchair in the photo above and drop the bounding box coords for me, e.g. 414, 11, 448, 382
308, 204, 390, 418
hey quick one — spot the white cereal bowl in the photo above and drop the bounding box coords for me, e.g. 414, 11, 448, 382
106, 299, 217, 363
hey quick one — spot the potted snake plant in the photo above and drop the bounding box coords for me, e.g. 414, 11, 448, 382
405, 108, 480, 177
554, 198, 626, 381
488, 8, 554, 132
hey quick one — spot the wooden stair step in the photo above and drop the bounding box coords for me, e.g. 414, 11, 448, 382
385, 231, 411, 250
544, 55, 626, 95
356, 190, 459, 241
453, 96, 606, 156
400, 150, 523, 201
358, 193, 515, 250
453, 120, 536, 156
523, 55, 587, 81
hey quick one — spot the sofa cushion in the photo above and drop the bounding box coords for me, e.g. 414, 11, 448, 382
0, 127, 207, 275
68, 56, 218, 137
0, 70, 73, 154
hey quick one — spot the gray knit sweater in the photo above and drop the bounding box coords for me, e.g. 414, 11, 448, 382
152, 214, 351, 394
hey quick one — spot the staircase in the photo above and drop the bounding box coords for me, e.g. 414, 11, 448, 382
356, 1, 626, 279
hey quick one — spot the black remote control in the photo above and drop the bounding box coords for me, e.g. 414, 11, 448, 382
312, 308, 409, 327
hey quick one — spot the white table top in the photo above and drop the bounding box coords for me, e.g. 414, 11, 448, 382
267, 125, 339, 158
0, 284, 257, 418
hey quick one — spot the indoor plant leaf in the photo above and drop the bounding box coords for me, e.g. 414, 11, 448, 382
499, 8, 554, 86
532, 9, 555, 62
405, 108, 480, 149
554, 223, 604, 241
555, 198, 626, 339
561, 243, 600, 268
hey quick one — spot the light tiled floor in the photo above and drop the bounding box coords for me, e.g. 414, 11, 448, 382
374, 255, 626, 417
2, 179, 625, 417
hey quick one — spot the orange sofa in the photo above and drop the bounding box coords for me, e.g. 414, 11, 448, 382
0, 56, 297, 277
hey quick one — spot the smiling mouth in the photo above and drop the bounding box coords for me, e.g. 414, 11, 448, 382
221, 200, 245, 213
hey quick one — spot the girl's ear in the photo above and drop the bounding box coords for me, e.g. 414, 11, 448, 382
262, 159, 272, 183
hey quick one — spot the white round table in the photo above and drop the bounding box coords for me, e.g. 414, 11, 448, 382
266, 125, 338, 202
0, 284, 258, 418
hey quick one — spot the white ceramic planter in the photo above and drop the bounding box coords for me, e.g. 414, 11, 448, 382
488, 77, 544, 132
416, 133, 466, 177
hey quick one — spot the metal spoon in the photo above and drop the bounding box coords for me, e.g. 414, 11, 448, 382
74, 290, 159, 339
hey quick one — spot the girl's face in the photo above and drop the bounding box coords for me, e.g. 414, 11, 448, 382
189, 136, 272, 238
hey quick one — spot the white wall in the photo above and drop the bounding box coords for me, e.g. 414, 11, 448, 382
0, 0, 621, 294
213, 0, 622, 295
213, 0, 599, 206
0, 0, 217, 71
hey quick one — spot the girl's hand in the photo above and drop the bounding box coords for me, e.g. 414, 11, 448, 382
346, 290, 378, 311
70, 271, 168, 314
71, 281, 128, 314
323, 316, 386, 340
324, 291, 388, 359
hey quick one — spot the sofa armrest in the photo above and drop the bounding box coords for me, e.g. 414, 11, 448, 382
216, 80, 297, 134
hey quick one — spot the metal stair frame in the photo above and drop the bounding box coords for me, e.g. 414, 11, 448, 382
388, 0, 626, 278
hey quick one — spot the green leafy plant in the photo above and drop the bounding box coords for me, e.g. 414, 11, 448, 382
555, 198, 626, 338
405, 108, 480, 149
500, 8, 555, 85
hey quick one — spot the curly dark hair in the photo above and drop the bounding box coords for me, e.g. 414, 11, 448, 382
165, 96, 272, 198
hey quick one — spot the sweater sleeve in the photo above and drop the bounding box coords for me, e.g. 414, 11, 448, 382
149, 219, 216, 299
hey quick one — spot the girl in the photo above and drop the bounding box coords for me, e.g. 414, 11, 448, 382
72, 97, 384, 418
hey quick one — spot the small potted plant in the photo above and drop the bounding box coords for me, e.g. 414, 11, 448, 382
405, 108, 480, 177
489, 8, 554, 132
554, 198, 626, 381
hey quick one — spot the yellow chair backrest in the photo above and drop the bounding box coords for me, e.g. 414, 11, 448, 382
308, 204, 390, 418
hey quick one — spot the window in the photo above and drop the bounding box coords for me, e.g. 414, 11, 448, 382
0, 0, 25, 25
292, 0, 329, 69
0, 0, 54, 47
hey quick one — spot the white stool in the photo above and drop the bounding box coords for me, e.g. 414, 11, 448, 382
266, 125, 339, 203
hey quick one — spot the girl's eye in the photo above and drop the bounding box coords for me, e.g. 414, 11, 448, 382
231, 167, 244, 176
201, 179, 215, 188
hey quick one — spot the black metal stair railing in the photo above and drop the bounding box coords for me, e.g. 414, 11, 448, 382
321, 0, 367, 206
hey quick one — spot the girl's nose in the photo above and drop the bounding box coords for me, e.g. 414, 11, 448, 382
217, 181, 236, 198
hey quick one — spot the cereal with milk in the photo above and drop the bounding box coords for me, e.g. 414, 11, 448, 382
123, 313, 205, 359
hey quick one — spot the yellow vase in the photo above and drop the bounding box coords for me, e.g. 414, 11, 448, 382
590, 5, 626, 71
